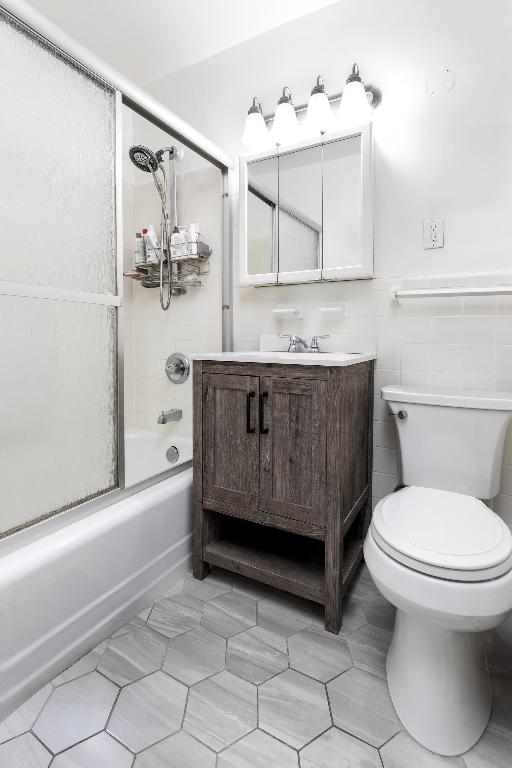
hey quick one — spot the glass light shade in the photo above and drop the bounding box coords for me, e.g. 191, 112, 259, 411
242, 110, 271, 151
303, 90, 333, 136
271, 100, 300, 146
336, 80, 372, 129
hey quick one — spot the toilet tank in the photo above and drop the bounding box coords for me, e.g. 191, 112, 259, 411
382, 386, 512, 499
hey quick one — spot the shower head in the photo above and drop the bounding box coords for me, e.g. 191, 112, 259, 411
129, 145, 159, 173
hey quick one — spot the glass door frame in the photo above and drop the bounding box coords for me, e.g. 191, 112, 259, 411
0, 1, 234, 541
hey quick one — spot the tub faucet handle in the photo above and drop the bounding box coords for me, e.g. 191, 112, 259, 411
157, 408, 182, 424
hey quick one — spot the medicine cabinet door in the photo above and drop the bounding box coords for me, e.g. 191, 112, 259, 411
277, 144, 323, 284
321, 130, 373, 280
242, 154, 278, 285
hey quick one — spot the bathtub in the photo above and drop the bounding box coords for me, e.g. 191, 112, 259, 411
0, 465, 193, 721
125, 428, 193, 487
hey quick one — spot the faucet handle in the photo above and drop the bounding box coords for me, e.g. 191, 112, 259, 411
310, 334, 330, 352
279, 334, 294, 352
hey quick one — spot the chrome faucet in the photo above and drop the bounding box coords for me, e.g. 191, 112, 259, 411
279, 334, 330, 353
280, 334, 310, 353
157, 408, 182, 424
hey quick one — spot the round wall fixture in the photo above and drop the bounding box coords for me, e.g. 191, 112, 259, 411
165, 352, 190, 384
166, 445, 180, 464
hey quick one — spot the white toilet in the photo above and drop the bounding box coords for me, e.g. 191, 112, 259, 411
364, 385, 512, 756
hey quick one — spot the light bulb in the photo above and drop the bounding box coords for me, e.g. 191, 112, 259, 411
241, 97, 271, 151
336, 63, 373, 129
271, 87, 301, 146
304, 76, 333, 137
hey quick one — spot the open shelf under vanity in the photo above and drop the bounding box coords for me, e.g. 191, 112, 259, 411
203, 513, 364, 606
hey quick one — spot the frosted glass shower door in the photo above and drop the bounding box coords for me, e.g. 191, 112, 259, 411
0, 9, 119, 536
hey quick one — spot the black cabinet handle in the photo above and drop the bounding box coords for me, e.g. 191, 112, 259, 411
259, 391, 269, 434
246, 391, 256, 433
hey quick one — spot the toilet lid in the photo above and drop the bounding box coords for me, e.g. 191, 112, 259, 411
371, 486, 512, 581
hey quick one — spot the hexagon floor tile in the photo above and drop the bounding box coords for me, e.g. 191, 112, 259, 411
52, 640, 108, 687
201, 591, 257, 638
326, 667, 401, 748
0, 732, 51, 768
32, 672, 118, 753
288, 625, 352, 682
4, 565, 512, 768
300, 727, 382, 768
259, 669, 331, 749
380, 731, 466, 767
147, 593, 204, 638
163, 625, 226, 685
182, 571, 232, 601
346, 623, 393, 678
218, 729, 299, 768
257, 599, 310, 637
226, 626, 289, 683
107, 671, 187, 752
51, 732, 133, 768
0, 684, 52, 744
183, 670, 257, 751
134, 730, 216, 768
97, 626, 168, 686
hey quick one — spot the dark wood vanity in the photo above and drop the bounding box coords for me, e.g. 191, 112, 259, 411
192, 356, 374, 633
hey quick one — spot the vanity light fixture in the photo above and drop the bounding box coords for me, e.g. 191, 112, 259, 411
241, 97, 271, 151
240, 67, 379, 150
303, 76, 333, 137
336, 63, 373, 129
271, 87, 301, 145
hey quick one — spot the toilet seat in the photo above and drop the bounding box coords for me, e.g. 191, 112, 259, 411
372, 486, 512, 582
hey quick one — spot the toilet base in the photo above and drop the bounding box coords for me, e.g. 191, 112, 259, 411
387, 609, 492, 756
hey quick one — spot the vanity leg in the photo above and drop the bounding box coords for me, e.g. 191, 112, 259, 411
193, 503, 210, 580
325, 531, 343, 633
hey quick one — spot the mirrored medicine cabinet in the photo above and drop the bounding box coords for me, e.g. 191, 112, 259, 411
239, 124, 373, 286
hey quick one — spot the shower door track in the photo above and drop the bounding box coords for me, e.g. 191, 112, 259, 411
0, 282, 121, 306
0, 0, 234, 539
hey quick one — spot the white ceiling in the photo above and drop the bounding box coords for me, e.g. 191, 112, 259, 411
27, 0, 339, 88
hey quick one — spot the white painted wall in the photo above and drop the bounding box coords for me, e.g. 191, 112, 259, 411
151, 0, 512, 525
28, 0, 340, 87
151, 0, 512, 278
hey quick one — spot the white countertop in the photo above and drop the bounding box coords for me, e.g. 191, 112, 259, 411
191, 351, 376, 367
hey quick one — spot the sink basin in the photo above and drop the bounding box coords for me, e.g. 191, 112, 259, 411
191, 350, 376, 367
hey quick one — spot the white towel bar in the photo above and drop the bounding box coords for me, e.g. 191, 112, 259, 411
391, 285, 512, 301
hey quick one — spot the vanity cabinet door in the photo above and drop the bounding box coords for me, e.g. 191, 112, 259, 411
202, 373, 260, 512
260, 376, 327, 527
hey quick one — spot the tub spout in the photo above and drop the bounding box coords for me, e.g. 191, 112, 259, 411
157, 408, 182, 424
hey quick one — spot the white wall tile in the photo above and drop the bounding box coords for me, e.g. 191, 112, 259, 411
460, 345, 496, 375
400, 344, 429, 372
430, 345, 461, 373
373, 447, 399, 475
372, 472, 399, 498
373, 421, 398, 449
461, 316, 496, 345
496, 347, 512, 376
430, 317, 462, 345
400, 316, 431, 344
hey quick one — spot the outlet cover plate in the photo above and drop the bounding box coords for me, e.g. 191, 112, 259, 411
423, 218, 444, 249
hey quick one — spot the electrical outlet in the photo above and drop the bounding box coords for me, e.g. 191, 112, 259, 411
423, 218, 444, 249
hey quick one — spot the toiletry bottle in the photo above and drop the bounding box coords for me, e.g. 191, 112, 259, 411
134, 232, 145, 266
143, 226, 160, 265
171, 226, 185, 260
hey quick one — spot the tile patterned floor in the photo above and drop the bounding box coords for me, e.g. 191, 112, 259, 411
1, 564, 512, 767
